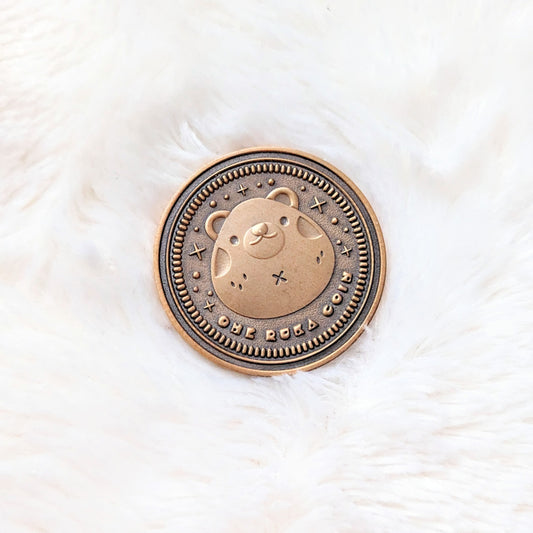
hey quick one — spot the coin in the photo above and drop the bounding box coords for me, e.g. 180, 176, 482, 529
154, 148, 386, 375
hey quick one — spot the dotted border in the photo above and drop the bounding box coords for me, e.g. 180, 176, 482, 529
170, 162, 369, 362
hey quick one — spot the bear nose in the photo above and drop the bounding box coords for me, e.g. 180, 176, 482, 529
251, 222, 269, 236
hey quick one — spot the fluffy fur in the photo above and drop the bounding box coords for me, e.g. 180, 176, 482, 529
1, 1, 532, 531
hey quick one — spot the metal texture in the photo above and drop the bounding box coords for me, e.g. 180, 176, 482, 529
154, 148, 386, 375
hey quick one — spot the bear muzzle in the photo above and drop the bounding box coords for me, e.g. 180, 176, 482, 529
244, 222, 285, 259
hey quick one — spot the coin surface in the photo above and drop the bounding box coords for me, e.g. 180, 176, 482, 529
155, 148, 386, 375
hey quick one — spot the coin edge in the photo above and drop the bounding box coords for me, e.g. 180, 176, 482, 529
153, 146, 387, 376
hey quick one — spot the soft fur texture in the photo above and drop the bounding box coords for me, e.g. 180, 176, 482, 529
1, 2, 532, 532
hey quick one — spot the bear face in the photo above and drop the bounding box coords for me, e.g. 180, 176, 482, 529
205, 187, 335, 319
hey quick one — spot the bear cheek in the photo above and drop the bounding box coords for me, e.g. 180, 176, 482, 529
213, 247, 231, 278
296, 216, 322, 240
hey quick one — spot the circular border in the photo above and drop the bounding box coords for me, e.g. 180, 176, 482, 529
166, 158, 373, 362
154, 147, 386, 375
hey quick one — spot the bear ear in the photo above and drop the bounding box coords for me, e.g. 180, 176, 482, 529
205, 210, 230, 240
266, 187, 299, 209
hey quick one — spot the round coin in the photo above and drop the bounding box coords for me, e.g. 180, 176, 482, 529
155, 148, 386, 375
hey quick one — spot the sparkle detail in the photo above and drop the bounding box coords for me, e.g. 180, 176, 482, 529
341, 246, 352, 257
310, 196, 326, 213
189, 243, 206, 260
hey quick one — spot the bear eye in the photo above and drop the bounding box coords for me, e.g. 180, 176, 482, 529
280, 216, 289, 226
230, 235, 239, 245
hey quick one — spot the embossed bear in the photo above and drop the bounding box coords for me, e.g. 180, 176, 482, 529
205, 187, 335, 319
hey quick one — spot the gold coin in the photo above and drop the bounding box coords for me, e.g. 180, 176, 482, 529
154, 148, 386, 375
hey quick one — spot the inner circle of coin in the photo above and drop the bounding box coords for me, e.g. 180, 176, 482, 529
155, 148, 386, 375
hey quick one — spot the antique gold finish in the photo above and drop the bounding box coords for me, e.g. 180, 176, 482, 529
154, 147, 386, 375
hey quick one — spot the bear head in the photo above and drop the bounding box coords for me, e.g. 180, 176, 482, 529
205, 187, 335, 319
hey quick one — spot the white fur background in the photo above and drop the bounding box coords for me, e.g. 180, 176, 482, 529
1, 1, 533, 532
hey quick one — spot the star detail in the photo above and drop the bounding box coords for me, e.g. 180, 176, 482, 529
203, 300, 215, 312
310, 196, 326, 213
341, 245, 352, 257
189, 243, 206, 260
272, 270, 287, 285
237, 184, 248, 196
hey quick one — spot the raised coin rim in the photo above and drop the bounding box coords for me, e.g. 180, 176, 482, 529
154, 147, 386, 375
